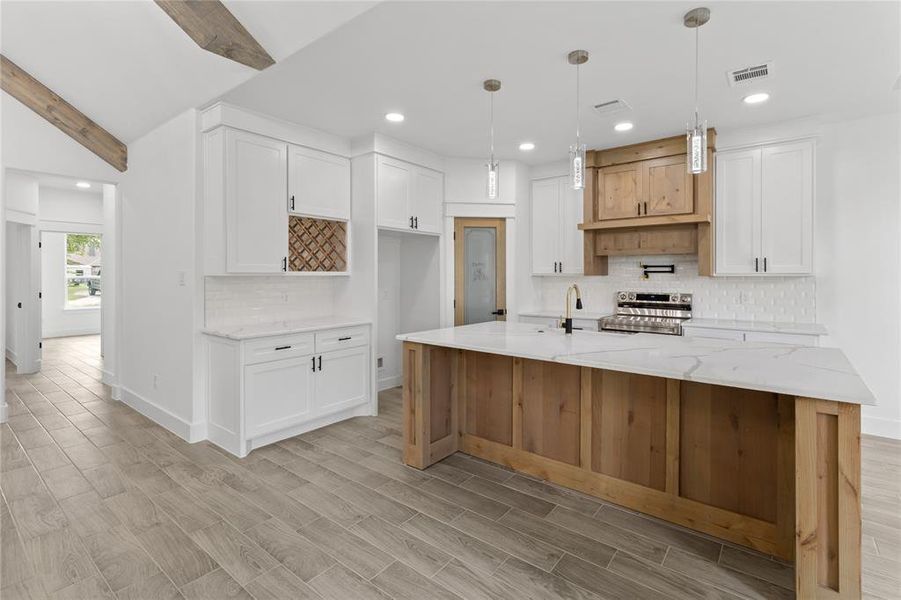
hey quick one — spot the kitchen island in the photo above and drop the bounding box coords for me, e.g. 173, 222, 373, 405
398, 321, 874, 598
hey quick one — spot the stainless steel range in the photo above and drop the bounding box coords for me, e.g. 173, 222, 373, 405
600, 291, 692, 336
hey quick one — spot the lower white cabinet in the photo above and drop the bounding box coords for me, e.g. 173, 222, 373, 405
205, 324, 372, 457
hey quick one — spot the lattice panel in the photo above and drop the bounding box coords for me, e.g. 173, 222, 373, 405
288, 216, 348, 272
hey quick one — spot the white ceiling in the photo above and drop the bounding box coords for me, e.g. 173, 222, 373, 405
220, 1, 901, 165
33, 172, 103, 196
0, 0, 377, 143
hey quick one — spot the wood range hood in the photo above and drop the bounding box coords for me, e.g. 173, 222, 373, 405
579, 129, 716, 276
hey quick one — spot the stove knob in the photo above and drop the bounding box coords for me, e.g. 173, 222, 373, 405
628, 293, 636, 301
618, 292, 627, 301
670, 294, 678, 302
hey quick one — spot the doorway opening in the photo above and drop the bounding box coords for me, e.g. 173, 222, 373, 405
454, 217, 506, 326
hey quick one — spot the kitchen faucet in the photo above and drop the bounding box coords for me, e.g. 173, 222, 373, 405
563, 284, 583, 334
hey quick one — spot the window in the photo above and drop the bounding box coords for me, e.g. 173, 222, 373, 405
65, 233, 101, 309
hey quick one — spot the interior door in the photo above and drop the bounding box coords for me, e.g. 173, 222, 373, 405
288, 144, 350, 220
598, 163, 642, 220
760, 141, 813, 274
244, 355, 314, 438
715, 148, 762, 275
376, 156, 413, 231
226, 129, 288, 273
454, 218, 506, 326
530, 178, 560, 275
410, 167, 443, 234
644, 155, 694, 216
315, 346, 369, 417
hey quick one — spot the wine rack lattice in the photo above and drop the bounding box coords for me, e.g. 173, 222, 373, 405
288, 216, 347, 272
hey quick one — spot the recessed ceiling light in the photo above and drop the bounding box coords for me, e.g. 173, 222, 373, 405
743, 92, 770, 105
76, 181, 91, 189
614, 121, 634, 132
518, 142, 535, 151
385, 112, 405, 122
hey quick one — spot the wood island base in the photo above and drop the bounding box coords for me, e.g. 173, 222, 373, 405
401, 342, 862, 599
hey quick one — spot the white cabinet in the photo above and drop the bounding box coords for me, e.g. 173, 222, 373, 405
288, 145, 351, 221
715, 139, 813, 275
226, 129, 288, 273
377, 155, 443, 234
531, 176, 583, 275
204, 324, 372, 457
245, 356, 314, 439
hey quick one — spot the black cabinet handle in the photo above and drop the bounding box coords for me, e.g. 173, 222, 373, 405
560, 261, 563, 272
414, 216, 418, 229
282, 257, 287, 272
312, 356, 316, 372
763, 257, 767, 272
318, 356, 322, 371
637, 203, 641, 215
410, 216, 414, 229
644, 201, 648, 215
17, 302, 22, 308
274, 345, 291, 351
338, 336, 351, 341
755, 257, 759, 272
290, 195, 295, 211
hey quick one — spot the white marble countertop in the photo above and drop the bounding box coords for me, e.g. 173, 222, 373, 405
397, 321, 874, 405
683, 318, 827, 336
202, 316, 371, 340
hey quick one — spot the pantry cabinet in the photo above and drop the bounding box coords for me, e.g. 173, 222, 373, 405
715, 139, 813, 275
204, 323, 372, 457
288, 144, 351, 221
376, 155, 443, 234
531, 176, 583, 275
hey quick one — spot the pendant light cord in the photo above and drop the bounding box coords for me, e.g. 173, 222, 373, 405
489, 90, 495, 162
575, 62, 581, 145
694, 23, 700, 126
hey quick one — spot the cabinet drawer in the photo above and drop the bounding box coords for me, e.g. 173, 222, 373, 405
315, 326, 370, 353
244, 334, 315, 365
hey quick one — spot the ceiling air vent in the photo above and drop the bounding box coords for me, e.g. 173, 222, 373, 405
593, 99, 631, 116
727, 62, 773, 87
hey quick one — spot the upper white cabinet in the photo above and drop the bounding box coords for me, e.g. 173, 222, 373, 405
288, 145, 351, 221
715, 139, 813, 275
531, 176, 583, 275
226, 129, 288, 273
376, 155, 443, 234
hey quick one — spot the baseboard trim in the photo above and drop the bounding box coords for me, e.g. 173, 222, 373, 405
43, 328, 102, 339
378, 374, 401, 392
120, 386, 196, 443
5, 348, 18, 366
863, 415, 901, 440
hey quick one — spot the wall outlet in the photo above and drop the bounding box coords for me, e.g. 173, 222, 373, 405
377, 356, 383, 369
177, 271, 187, 287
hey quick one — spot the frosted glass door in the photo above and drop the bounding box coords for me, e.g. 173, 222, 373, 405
454, 218, 506, 326
464, 227, 496, 325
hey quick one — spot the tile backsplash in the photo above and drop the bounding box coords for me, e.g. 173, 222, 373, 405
204, 276, 337, 329
536, 255, 816, 322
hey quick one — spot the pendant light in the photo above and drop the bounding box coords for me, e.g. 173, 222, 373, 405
483, 79, 501, 199
684, 7, 710, 174
568, 50, 589, 190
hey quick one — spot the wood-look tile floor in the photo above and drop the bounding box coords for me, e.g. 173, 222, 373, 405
2, 335, 900, 599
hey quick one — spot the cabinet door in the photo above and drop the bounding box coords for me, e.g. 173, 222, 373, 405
377, 156, 413, 231
715, 149, 761, 275
411, 167, 443, 234
288, 145, 350, 220
598, 164, 642, 220
315, 346, 369, 417
226, 130, 288, 273
644, 155, 693, 216
531, 178, 561, 275
760, 141, 813, 274
244, 356, 314, 439
558, 181, 584, 274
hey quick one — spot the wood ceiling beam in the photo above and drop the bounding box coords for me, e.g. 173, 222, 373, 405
155, 0, 275, 71
1, 54, 127, 172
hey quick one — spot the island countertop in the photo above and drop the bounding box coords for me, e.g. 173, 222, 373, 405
397, 321, 875, 406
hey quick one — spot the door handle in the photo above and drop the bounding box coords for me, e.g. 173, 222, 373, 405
491, 309, 506, 316
17, 302, 22, 308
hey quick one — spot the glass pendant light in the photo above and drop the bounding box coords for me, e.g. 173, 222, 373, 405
684, 7, 710, 174
483, 79, 501, 199
568, 50, 589, 190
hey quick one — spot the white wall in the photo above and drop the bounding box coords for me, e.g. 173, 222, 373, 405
5, 170, 39, 223
39, 186, 103, 230
40, 231, 101, 338
377, 233, 402, 389
816, 112, 900, 438
118, 109, 199, 437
